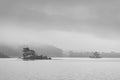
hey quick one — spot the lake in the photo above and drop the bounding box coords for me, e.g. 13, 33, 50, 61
0, 58, 120, 80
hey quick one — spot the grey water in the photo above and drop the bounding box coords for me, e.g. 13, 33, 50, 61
0, 58, 120, 80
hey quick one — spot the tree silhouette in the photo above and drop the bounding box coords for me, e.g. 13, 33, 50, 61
23, 47, 36, 58
93, 52, 101, 58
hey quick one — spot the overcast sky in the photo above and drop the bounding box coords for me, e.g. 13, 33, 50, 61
0, 0, 120, 52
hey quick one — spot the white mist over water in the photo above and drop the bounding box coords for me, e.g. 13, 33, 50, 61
0, 58, 120, 80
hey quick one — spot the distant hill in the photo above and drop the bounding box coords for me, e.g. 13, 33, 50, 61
67, 51, 92, 57
0, 45, 21, 57
67, 51, 120, 58
100, 52, 120, 58
0, 44, 63, 57
30, 45, 63, 57
0, 52, 9, 58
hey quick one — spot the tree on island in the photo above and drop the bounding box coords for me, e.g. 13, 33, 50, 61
89, 52, 101, 58
93, 52, 101, 58
23, 47, 36, 58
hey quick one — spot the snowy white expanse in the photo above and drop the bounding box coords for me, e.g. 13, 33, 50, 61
0, 58, 120, 80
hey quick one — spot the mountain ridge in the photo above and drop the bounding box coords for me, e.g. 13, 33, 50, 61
0, 44, 63, 57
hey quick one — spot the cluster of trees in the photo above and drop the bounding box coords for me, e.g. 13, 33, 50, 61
23, 48, 36, 58
89, 52, 101, 58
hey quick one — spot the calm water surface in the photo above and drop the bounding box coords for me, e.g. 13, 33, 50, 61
0, 58, 120, 80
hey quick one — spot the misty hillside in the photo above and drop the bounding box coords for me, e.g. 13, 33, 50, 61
31, 45, 63, 57
0, 44, 63, 57
100, 52, 120, 58
0, 45, 21, 57
0, 52, 9, 58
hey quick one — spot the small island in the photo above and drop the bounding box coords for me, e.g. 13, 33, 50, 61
22, 47, 51, 60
